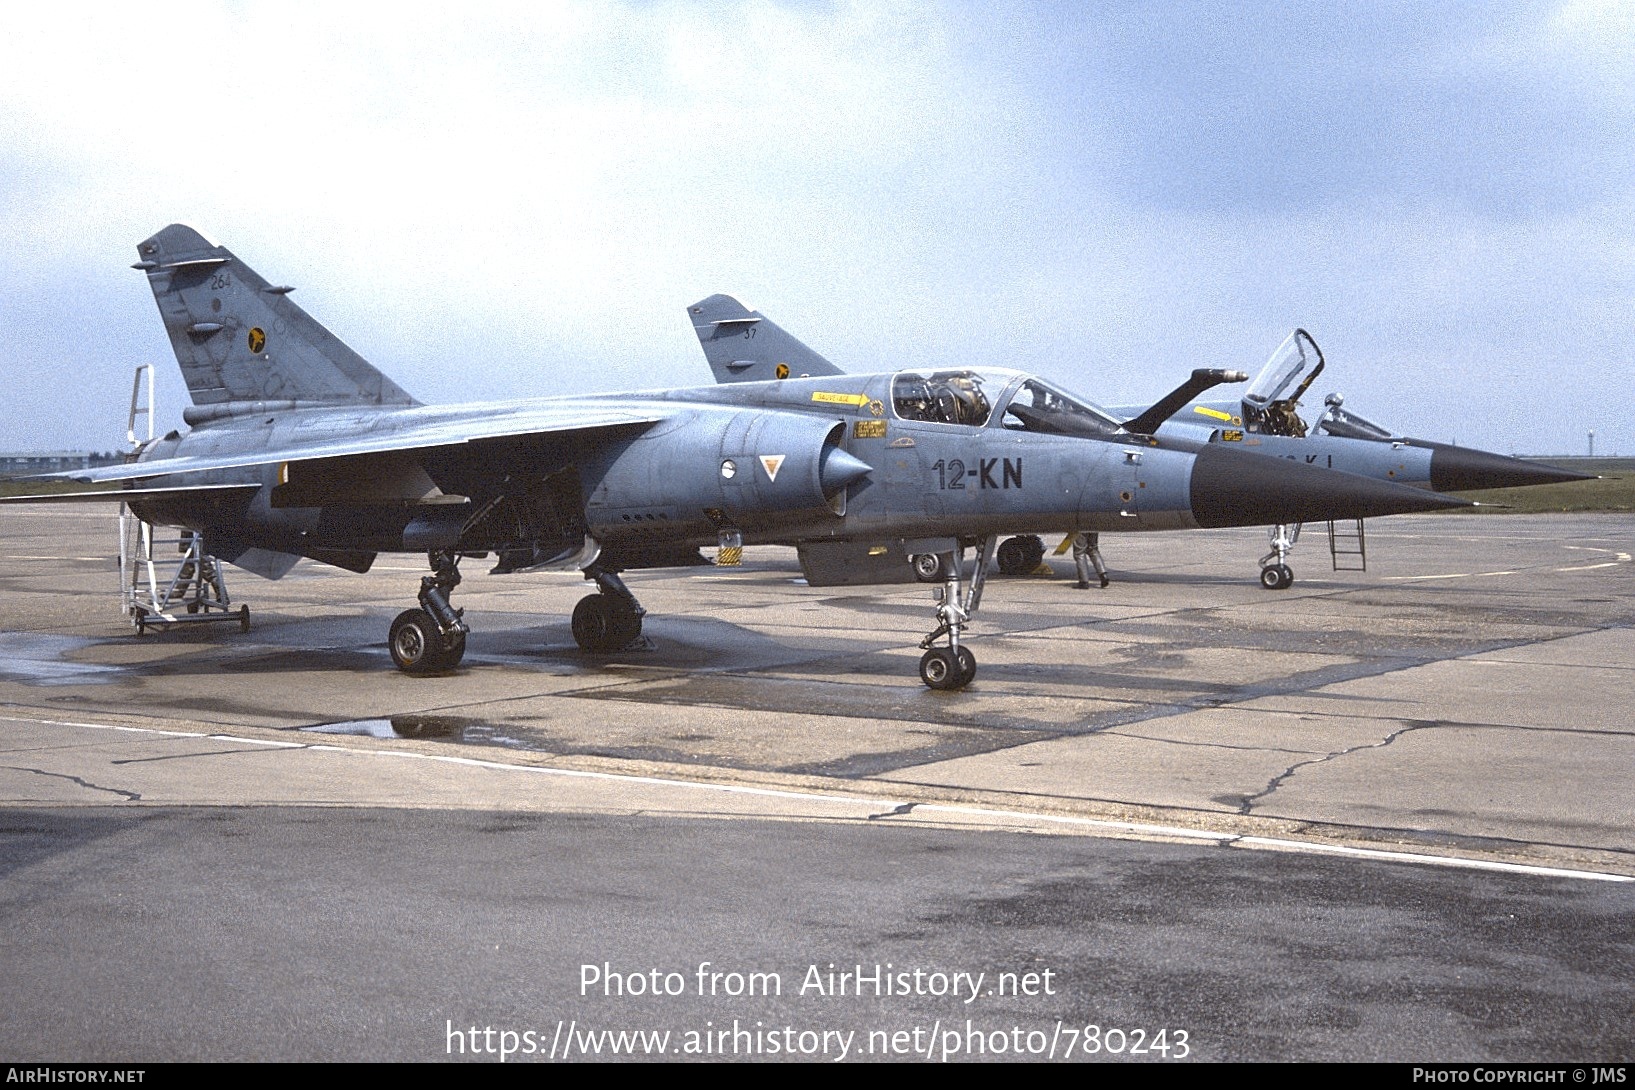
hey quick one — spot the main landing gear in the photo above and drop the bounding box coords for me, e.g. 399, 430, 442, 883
571, 564, 646, 654
389, 550, 469, 674
1258, 523, 1299, 590
995, 534, 1046, 576
913, 536, 995, 691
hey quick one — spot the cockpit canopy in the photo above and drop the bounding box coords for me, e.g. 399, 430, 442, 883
892, 370, 995, 427
892, 369, 1123, 437
999, 377, 1123, 437
1316, 393, 1399, 441
1242, 329, 1325, 437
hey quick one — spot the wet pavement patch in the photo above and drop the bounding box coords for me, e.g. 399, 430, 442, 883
0, 634, 121, 686
302, 715, 548, 751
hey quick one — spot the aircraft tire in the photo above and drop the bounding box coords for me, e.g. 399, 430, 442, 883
389, 608, 444, 674
954, 645, 977, 687
996, 537, 1028, 576
436, 629, 467, 669
1021, 535, 1046, 569
1259, 564, 1294, 591
612, 609, 643, 649
912, 553, 946, 582
920, 647, 972, 691
573, 594, 638, 653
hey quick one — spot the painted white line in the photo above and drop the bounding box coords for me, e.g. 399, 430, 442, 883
916, 805, 1632, 883
1563, 546, 1632, 561
1384, 570, 1518, 581
207, 735, 307, 748
1233, 836, 1634, 883
0, 715, 207, 739
915, 803, 1235, 844
8, 715, 1631, 883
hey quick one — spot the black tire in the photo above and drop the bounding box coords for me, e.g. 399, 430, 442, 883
239, 605, 251, 634
389, 608, 443, 673
436, 629, 467, 669
1021, 535, 1046, 569
612, 608, 643, 649
1259, 564, 1294, 590
920, 647, 969, 691
953, 645, 977, 687
912, 552, 946, 582
996, 537, 1027, 576
573, 594, 639, 653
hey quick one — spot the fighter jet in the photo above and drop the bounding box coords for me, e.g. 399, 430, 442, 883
5, 225, 1465, 691
1107, 327, 1595, 584
1111, 327, 1593, 492
689, 295, 1589, 588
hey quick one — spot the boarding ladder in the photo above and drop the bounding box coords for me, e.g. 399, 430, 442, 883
116, 364, 249, 633
1326, 519, 1367, 572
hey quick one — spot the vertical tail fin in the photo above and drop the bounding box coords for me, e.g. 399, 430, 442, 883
687, 293, 845, 383
134, 225, 418, 415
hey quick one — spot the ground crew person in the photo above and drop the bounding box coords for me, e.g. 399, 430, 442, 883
1072, 532, 1109, 589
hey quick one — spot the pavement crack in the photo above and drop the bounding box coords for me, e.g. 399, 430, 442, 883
9, 765, 141, 801
1240, 721, 1434, 815
110, 746, 296, 766
1112, 729, 1316, 756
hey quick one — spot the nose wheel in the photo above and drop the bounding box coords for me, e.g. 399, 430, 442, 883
915, 537, 995, 691
1258, 523, 1301, 590
919, 645, 977, 691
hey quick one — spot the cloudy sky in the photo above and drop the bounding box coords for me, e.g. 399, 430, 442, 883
1, 1, 1630, 454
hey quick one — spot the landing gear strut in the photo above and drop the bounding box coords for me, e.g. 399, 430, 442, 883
1258, 523, 1300, 590
915, 536, 994, 691
572, 564, 646, 653
389, 550, 469, 673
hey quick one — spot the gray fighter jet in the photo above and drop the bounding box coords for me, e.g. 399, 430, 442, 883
5, 225, 1466, 690
1110, 327, 1592, 492
689, 295, 1589, 588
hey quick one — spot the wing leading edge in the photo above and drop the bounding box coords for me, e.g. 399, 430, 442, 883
12, 403, 667, 489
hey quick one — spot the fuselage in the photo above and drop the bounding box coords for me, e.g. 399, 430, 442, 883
125, 367, 1462, 575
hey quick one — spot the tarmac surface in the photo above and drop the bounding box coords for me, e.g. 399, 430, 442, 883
1, 506, 1632, 1061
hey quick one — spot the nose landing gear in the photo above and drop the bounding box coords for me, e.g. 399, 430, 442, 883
1258, 523, 1300, 590
914, 536, 995, 691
